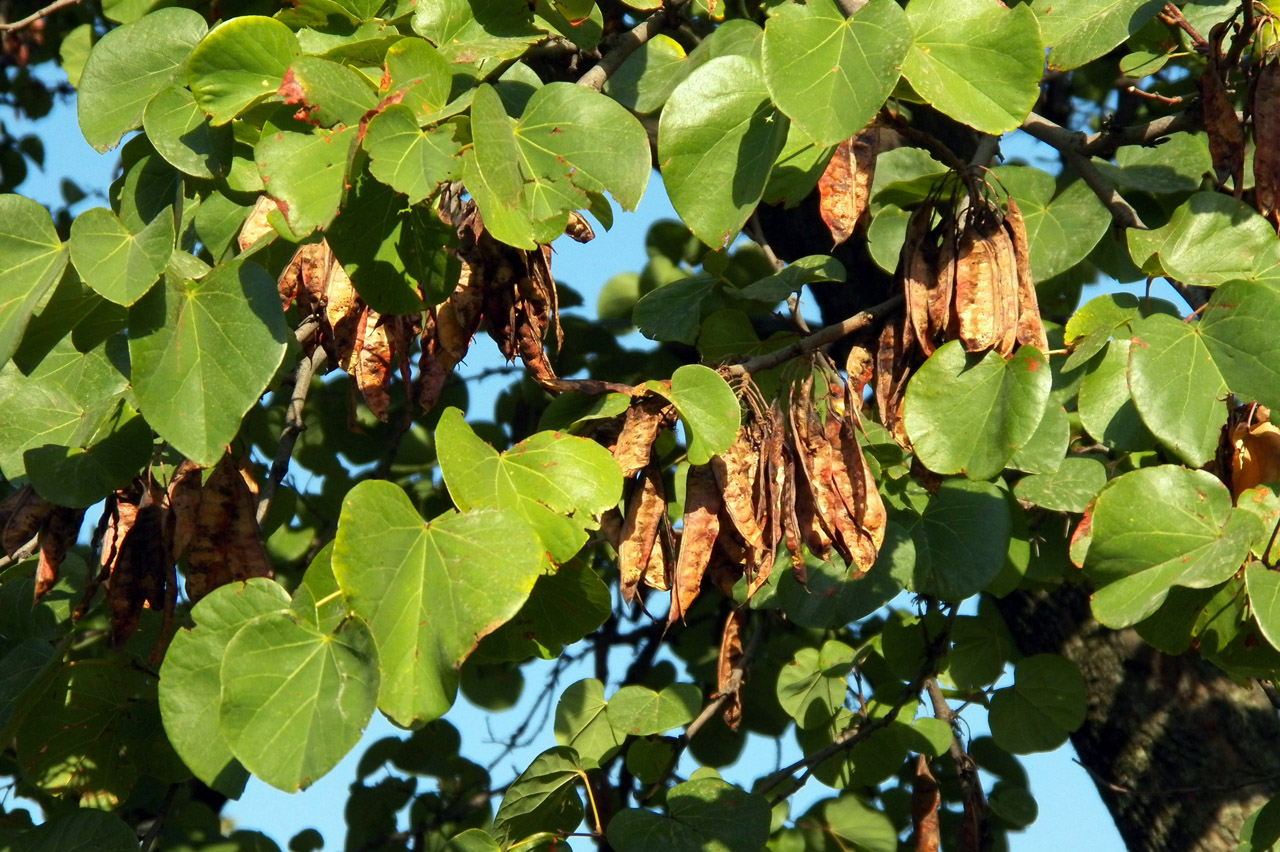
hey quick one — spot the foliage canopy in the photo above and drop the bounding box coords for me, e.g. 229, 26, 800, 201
3, 0, 1280, 849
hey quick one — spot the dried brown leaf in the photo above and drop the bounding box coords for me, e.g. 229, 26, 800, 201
619, 465, 668, 605
35, 507, 81, 602
818, 128, 878, 247
825, 411, 880, 574
1, 485, 53, 557
1231, 407, 1280, 498
564, 211, 596, 244
716, 609, 746, 731
780, 446, 806, 584
166, 461, 203, 562
185, 456, 273, 602
105, 489, 167, 647
353, 306, 393, 422
669, 465, 721, 627
238, 196, 279, 253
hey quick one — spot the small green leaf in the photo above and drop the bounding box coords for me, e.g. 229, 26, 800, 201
604, 33, 687, 114
658, 55, 788, 247
492, 747, 584, 847
1127, 313, 1227, 467
776, 640, 854, 729
1128, 192, 1280, 288
69, 207, 174, 306
9, 810, 138, 852
24, 403, 153, 508
221, 610, 379, 791
913, 479, 1011, 600
1077, 339, 1155, 452
649, 364, 740, 465
735, 255, 845, 303
1199, 280, 1280, 412
805, 795, 896, 852
0, 195, 69, 366
158, 578, 290, 798
607, 778, 771, 852
633, 275, 716, 344
761, 0, 908, 146
142, 83, 233, 179
554, 679, 624, 769
129, 259, 287, 466
383, 37, 452, 120
989, 655, 1086, 754
186, 16, 301, 125
280, 56, 378, 128
436, 408, 621, 562
902, 0, 1044, 134
607, 683, 702, 736
1006, 403, 1069, 475
1032, 0, 1165, 70
333, 481, 545, 727
364, 106, 461, 204
412, 0, 539, 79
257, 126, 358, 236
1086, 466, 1261, 627
904, 342, 1051, 480
1014, 457, 1108, 514
948, 612, 1012, 690
77, 7, 207, 151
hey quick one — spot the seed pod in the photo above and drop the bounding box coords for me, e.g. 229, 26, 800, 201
1199, 65, 1245, 190
988, 220, 1021, 357
901, 206, 940, 356
711, 425, 766, 550
1254, 59, 1280, 227
951, 210, 1004, 352
1004, 196, 1049, 351
619, 465, 668, 606
669, 464, 721, 626
716, 609, 747, 731
819, 128, 879, 248
614, 396, 674, 478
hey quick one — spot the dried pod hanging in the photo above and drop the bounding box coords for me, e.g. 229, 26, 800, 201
1254, 57, 1280, 228
818, 127, 879, 248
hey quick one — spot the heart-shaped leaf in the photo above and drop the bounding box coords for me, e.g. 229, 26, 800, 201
363, 105, 461, 204
607, 779, 771, 852
554, 679, 623, 769
988, 654, 1086, 753
912, 479, 1011, 600
607, 683, 702, 736
0, 195, 69, 366
142, 83, 233, 179
257, 125, 358, 236
186, 16, 300, 125
1127, 192, 1280, 288
1033, 0, 1165, 71
333, 481, 545, 727
995, 165, 1111, 282
69, 206, 174, 306
1199, 280, 1280, 412
648, 364, 741, 465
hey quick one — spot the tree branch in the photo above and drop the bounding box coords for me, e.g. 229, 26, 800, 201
1020, 111, 1149, 230
726, 294, 904, 377
256, 347, 327, 525
682, 615, 762, 742
0, 0, 80, 32
576, 2, 688, 92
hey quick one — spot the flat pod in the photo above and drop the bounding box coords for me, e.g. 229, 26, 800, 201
1004, 196, 1049, 351
1198, 65, 1245, 188
711, 424, 766, 550
619, 465, 668, 604
950, 210, 1003, 353
614, 396, 674, 478
668, 464, 721, 626
818, 128, 878, 248
901, 206, 939, 356
1253, 60, 1280, 226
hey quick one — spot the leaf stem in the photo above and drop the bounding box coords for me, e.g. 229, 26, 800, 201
256, 345, 328, 526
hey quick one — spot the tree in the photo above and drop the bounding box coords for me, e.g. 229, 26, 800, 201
3, 0, 1280, 849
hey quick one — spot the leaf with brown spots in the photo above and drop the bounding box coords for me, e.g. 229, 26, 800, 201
1199, 66, 1245, 191
818, 129, 878, 248
35, 507, 82, 602
669, 464, 721, 627
1, 485, 53, 557
619, 465, 668, 605
1253, 60, 1280, 227
184, 455, 273, 602
716, 608, 746, 731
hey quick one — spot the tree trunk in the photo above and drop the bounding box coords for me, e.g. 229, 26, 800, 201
995, 585, 1280, 852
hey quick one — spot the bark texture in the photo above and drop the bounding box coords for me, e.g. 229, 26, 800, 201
995, 585, 1280, 852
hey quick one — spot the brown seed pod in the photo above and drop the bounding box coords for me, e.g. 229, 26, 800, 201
619, 465, 668, 606
716, 608, 747, 731
951, 208, 1004, 353
819, 128, 878, 248
711, 425, 766, 550
902, 205, 940, 356
669, 464, 721, 627
1199, 64, 1245, 191
1004, 196, 1049, 351
1254, 59, 1280, 228
614, 396, 674, 478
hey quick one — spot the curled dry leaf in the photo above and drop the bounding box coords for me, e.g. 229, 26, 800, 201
0, 485, 53, 557
1254, 59, 1280, 228
564, 210, 596, 244
1199, 65, 1245, 191
184, 455, 273, 602
238, 195, 279, 253
619, 465, 668, 605
35, 507, 82, 602
748, 407, 787, 596
818, 128, 878, 248
669, 464, 721, 627
353, 306, 393, 422
1231, 405, 1280, 499
716, 608, 746, 731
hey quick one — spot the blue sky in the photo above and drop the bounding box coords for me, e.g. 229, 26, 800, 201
8, 74, 1133, 852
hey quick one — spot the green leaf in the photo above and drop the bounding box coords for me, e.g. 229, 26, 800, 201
129, 259, 287, 466
995, 166, 1112, 282
436, 408, 621, 562
989, 654, 1086, 754
492, 747, 584, 847
1063, 292, 1141, 371
158, 578, 290, 798
142, 83, 233, 179
1077, 339, 1155, 452
607, 778, 771, 852
1032, 0, 1165, 70
9, 810, 138, 852
1127, 313, 1227, 467
77, 7, 207, 151
776, 640, 854, 729
805, 795, 897, 852
69, 206, 174, 306
648, 364, 740, 465
515, 82, 651, 211
332, 480, 545, 727
24, 403, 153, 508
1014, 457, 1108, 513
761, 0, 909, 146
412, 0, 540, 79
776, 523, 912, 627
607, 683, 702, 736
1246, 563, 1280, 654
0, 195, 69, 365
475, 562, 612, 662
603, 33, 688, 114
554, 679, 624, 769
221, 610, 379, 791
904, 342, 1051, 480
468, 83, 539, 249
658, 55, 788, 247
1086, 466, 1261, 627
257, 126, 358, 236
1199, 281, 1280, 412
913, 479, 1011, 600
902, 0, 1043, 134
382, 37, 452, 120
280, 56, 378, 128
948, 612, 1013, 690
291, 543, 348, 634
1006, 403, 1069, 474
364, 106, 461, 204
1128, 192, 1280, 288
735, 255, 845, 303
633, 274, 716, 344
186, 16, 301, 125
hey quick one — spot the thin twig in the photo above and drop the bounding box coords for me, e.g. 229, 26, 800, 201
1020, 111, 1148, 230
0, 0, 81, 32
726, 294, 904, 377
577, 2, 688, 92
256, 347, 328, 525
0, 536, 40, 571
682, 616, 762, 742
1160, 2, 1209, 50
